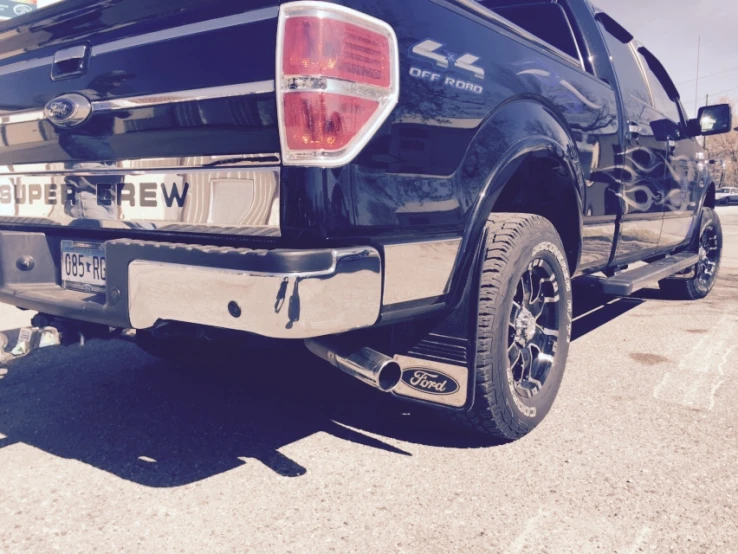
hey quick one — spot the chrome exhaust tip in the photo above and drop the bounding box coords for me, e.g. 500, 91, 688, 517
305, 338, 402, 392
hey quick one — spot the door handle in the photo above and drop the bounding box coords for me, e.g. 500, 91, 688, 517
628, 122, 642, 139
51, 45, 89, 81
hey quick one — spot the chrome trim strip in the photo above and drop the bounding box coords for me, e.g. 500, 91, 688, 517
283, 76, 389, 101
0, 81, 274, 125
92, 7, 279, 56
0, 154, 281, 175
0, 110, 44, 125
91, 81, 275, 112
128, 247, 382, 339
0, 163, 280, 234
0, 56, 53, 78
382, 238, 462, 305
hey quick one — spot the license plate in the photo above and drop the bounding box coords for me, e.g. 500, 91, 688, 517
61, 241, 106, 293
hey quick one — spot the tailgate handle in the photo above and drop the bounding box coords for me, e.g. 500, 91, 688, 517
51, 45, 89, 81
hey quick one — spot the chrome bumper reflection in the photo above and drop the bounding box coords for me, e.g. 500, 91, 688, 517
0, 155, 280, 235
128, 247, 382, 339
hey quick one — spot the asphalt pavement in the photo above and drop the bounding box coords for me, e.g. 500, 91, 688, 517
1, 207, 737, 553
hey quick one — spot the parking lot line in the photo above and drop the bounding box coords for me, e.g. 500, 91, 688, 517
653, 313, 738, 411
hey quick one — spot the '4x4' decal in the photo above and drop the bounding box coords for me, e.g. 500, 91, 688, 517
411, 39, 485, 80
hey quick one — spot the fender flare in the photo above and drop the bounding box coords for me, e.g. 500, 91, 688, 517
445, 101, 586, 310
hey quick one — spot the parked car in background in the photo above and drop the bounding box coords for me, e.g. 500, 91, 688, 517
716, 187, 738, 205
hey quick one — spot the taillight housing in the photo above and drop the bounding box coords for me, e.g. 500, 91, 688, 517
276, 1, 399, 167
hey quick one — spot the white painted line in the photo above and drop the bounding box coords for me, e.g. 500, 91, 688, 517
506, 509, 652, 553
654, 314, 738, 411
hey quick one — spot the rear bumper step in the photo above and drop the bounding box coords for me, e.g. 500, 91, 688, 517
592, 252, 699, 296
0, 231, 382, 339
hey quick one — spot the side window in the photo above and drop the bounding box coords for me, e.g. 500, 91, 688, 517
479, 2, 581, 61
637, 52, 681, 123
598, 23, 652, 123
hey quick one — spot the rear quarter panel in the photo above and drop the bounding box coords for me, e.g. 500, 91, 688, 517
282, 0, 620, 270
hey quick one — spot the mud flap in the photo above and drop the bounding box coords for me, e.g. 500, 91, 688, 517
388, 235, 484, 411
392, 354, 469, 408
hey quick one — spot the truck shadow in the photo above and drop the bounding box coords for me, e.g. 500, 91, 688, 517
0, 283, 644, 487
0, 336, 423, 486
571, 283, 644, 341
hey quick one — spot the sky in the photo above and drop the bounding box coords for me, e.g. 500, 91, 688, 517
595, 0, 738, 116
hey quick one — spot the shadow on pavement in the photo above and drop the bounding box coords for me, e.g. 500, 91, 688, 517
571, 281, 645, 341
0, 282, 647, 487
0, 337, 419, 486
0, 333, 508, 486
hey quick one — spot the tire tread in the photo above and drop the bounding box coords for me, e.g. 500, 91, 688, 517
453, 213, 563, 441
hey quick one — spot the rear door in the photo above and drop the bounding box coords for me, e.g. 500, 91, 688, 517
597, 15, 670, 262
636, 48, 701, 250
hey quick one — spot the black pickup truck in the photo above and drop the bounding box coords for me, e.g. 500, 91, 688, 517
0, 0, 732, 440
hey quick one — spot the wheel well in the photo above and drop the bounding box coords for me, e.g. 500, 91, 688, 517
704, 183, 716, 209
492, 154, 581, 272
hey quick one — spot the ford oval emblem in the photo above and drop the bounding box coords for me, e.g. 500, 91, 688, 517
401, 368, 460, 396
44, 93, 92, 128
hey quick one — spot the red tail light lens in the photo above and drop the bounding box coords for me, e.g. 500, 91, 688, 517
283, 93, 378, 151
283, 17, 391, 88
276, 2, 399, 167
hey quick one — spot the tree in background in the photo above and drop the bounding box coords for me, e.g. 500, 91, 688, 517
705, 98, 738, 186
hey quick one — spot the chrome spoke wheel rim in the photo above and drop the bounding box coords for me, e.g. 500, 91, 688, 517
507, 258, 561, 399
697, 224, 719, 287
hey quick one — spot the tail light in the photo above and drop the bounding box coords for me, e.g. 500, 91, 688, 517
276, 1, 399, 167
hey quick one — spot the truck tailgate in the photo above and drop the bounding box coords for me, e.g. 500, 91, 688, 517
0, 0, 280, 165
0, 0, 282, 236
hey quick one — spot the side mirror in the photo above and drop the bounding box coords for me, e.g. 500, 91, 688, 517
688, 104, 732, 137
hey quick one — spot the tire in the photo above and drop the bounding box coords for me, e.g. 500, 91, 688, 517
454, 213, 573, 442
659, 207, 722, 300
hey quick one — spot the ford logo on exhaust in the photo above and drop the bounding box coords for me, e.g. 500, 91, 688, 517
44, 93, 92, 128
401, 368, 460, 395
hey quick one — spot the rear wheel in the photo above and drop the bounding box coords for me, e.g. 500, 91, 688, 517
454, 213, 572, 442
659, 207, 722, 300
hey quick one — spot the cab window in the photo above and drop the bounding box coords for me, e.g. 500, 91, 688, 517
478, 1, 581, 61
637, 51, 681, 123
597, 20, 653, 123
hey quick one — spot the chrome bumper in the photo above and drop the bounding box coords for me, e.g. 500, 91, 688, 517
128, 247, 382, 339
0, 230, 461, 339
